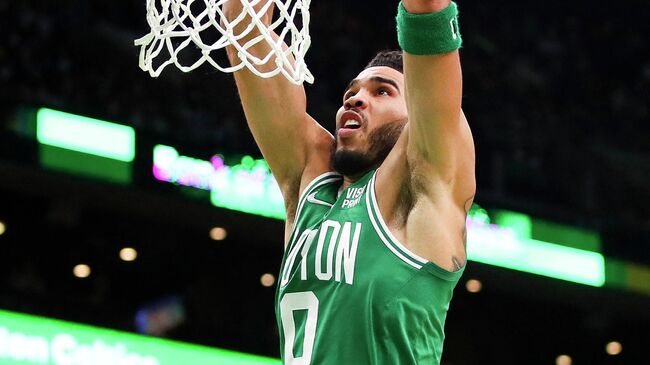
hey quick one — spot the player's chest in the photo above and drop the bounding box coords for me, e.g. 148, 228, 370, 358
280, 210, 409, 295
280, 212, 363, 286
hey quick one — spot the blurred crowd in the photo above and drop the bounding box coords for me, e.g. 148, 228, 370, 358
2, 0, 649, 257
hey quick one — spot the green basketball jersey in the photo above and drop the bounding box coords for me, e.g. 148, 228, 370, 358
275, 170, 464, 365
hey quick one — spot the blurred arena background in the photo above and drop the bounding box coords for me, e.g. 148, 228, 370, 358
1, 0, 649, 364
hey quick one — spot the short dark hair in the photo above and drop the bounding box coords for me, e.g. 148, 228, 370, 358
364, 50, 403, 73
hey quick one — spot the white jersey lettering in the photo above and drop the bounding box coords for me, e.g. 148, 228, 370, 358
315, 221, 340, 280
282, 221, 363, 287
335, 222, 362, 285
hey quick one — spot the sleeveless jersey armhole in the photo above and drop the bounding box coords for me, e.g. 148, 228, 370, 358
366, 170, 465, 282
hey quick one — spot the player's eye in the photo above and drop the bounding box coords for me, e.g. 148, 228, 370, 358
377, 87, 390, 96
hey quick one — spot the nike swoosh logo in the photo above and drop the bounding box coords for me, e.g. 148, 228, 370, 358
306, 191, 333, 207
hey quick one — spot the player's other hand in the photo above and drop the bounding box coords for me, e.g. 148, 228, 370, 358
222, 0, 275, 29
402, 0, 451, 14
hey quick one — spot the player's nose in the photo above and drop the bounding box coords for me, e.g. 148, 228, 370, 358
344, 94, 368, 110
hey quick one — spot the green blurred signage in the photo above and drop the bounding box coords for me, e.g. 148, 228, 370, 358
466, 218, 605, 286
36, 108, 135, 184
36, 108, 135, 162
0, 309, 280, 365
152, 145, 285, 219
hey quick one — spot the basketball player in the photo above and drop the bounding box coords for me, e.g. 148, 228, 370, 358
224, 0, 474, 363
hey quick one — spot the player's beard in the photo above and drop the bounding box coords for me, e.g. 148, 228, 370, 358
331, 120, 406, 177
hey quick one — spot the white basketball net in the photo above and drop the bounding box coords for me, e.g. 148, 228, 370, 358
135, 0, 314, 84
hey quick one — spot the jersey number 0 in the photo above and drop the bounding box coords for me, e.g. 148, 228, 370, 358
279, 291, 319, 365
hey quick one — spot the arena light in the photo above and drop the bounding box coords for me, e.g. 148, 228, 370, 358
0, 221, 5, 236
209, 227, 228, 241
37, 108, 135, 162
73, 264, 91, 279
606, 341, 622, 355
120, 247, 138, 262
260, 273, 276, 287
465, 279, 482, 293
0, 309, 281, 365
556, 354, 572, 365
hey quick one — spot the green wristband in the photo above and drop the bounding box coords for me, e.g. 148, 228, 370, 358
396, 1, 462, 55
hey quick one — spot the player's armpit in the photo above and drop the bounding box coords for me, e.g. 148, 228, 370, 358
406, 108, 475, 202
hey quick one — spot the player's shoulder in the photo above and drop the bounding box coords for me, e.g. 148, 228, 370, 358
298, 170, 342, 205
284, 167, 337, 223
284, 169, 341, 229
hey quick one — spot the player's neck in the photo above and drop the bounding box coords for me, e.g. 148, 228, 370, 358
339, 177, 355, 192
339, 174, 362, 194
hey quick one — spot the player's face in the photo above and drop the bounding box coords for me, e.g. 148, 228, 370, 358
333, 66, 407, 176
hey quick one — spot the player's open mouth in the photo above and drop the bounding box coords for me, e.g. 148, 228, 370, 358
342, 120, 361, 129
338, 120, 363, 138
338, 111, 364, 137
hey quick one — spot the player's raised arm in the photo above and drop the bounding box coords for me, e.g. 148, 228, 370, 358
222, 0, 333, 217
375, 1, 475, 271
400, 0, 473, 188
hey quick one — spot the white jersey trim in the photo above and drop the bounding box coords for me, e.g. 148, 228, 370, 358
367, 171, 429, 267
365, 172, 427, 269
